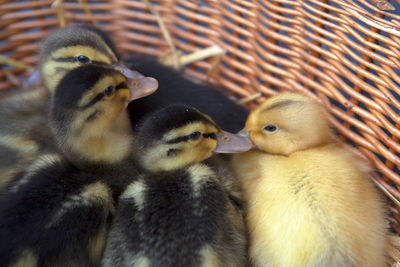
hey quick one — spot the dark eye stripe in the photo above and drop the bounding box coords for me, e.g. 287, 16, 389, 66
79, 82, 126, 110
166, 135, 190, 144
166, 132, 217, 144
51, 58, 109, 65
116, 82, 127, 90
52, 57, 78, 63
92, 60, 108, 66
80, 93, 105, 109
203, 133, 217, 140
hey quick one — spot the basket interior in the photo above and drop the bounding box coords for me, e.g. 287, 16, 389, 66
1, 0, 400, 231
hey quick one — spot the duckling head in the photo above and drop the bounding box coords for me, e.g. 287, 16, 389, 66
133, 104, 252, 173
243, 93, 331, 155
39, 26, 119, 93
50, 64, 155, 165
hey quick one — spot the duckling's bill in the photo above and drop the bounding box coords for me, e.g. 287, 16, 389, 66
112, 64, 158, 101
213, 130, 252, 153
237, 128, 250, 138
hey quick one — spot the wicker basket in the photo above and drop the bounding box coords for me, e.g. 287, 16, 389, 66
1, 0, 400, 253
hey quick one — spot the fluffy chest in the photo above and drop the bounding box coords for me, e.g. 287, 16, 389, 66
232, 150, 337, 235
119, 164, 229, 263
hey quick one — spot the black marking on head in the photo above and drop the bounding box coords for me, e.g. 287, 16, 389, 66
52, 56, 108, 67
40, 26, 116, 64
52, 57, 79, 63
167, 135, 191, 144
51, 65, 120, 126
116, 82, 127, 90
137, 104, 218, 142
79, 81, 127, 110
80, 93, 106, 110
167, 149, 181, 157
203, 133, 217, 140
53, 65, 117, 109
166, 131, 216, 145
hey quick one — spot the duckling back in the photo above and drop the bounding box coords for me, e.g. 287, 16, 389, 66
232, 93, 387, 267
125, 55, 248, 133
103, 163, 247, 267
0, 155, 115, 267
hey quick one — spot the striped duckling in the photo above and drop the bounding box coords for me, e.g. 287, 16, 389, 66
102, 104, 252, 267
0, 64, 157, 267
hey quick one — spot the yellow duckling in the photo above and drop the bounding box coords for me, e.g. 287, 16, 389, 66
232, 92, 387, 267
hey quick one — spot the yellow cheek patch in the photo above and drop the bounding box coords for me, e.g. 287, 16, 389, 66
197, 138, 217, 152
116, 88, 130, 101
103, 92, 116, 101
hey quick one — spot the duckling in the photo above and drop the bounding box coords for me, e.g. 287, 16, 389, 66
0, 64, 156, 267
102, 104, 252, 267
0, 26, 155, 188
38, 26, 120, 92
231, 93, 387, 267
22, 25, 120, 89
124, 55, 249, 133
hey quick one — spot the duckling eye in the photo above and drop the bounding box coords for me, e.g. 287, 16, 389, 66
77, 55, 91, 64
104, 86, 115, 97
263, 125, 278, 133
189, 131, 202, 141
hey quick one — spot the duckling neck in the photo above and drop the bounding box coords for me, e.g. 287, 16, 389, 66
68, 112, 134, 165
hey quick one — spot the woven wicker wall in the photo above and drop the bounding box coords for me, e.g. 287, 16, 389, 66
1, 0, 400, 231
